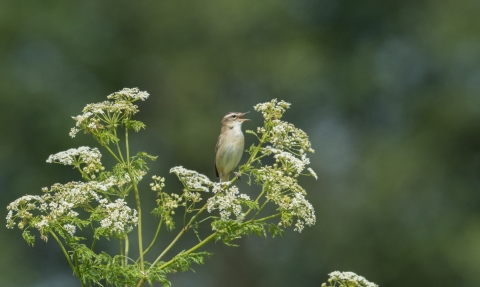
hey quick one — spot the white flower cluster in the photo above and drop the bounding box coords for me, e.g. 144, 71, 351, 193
121, 169, 147, 185
161, 193, 182, 211
323, 271, 378, 287
274, 151, 310, 175
260, 168, 316, 232
169, 166, 212, 192
150, 175, 187, 226
207, 183, 251, 222
256, 100, 315, 179
107, 87, 150, 102
6, 195, 42, 229
98, 198, 138, 235
46, 147, 104, 176
307, 167, 318, 180
150, 175, 165, 192
255, 99, 314, 173
268, 120, 314, 153
184, 192, 202, 203
258, 166, 306, 195
254, 98, 291, 121
251, 99, 317, 232
70, 87, 148, 138
6, 177, 138, 238
63, 224, 76, 237
290, 193, 315, 232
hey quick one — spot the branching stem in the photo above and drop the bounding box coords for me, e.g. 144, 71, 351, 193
50, 231, 85, 287
103, 144, 123, 164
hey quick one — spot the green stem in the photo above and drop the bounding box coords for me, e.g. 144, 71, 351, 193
250, 199, 270, 221
91, 237, 97, 251
244, 186, 267, 218
183, 204, 188, 227
130, 183, 144, 268
73, 250, 83, 287
241, 132, 268, 171
243, 213, 281, 225
114, 129, 125, 162
125, 235, 129, 267
250, 153, 269, 165
119, 239, 124, 266
137, 232, 218, 287
149, 226, 186, 269
125, 127, 130, 163
159, 232, 217, 270
142, 218, 163, 258
125, 127, 145, 271
75, 166, 90, 181
147, 202, 208, 271
50, 232, 85, 287
103, 144, 123, 164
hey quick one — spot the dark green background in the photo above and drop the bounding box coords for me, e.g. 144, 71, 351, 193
1, 0, 480, 286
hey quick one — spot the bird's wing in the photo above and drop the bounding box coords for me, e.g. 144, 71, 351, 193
214, 134, 222, 178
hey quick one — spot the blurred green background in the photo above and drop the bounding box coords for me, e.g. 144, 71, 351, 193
1, 0, 480, 286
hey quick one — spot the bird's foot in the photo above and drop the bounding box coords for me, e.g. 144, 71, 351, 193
234, 172, 242, 180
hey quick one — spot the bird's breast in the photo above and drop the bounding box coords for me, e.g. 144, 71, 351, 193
216, 130, 245, 174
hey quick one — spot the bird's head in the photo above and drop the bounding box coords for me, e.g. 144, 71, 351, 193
221, 112, 250, 129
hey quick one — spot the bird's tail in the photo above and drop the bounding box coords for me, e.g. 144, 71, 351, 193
220, 174, 230, 182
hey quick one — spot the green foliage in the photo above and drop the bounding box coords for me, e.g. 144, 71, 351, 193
268, 223, 285, 238
123, 119, 146, 132
74, 244, 141, 286
212, 220, 266, 246
167, 251, 212, 273
22, 230, 35, 247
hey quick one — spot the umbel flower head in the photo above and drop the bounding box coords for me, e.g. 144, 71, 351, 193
70, 87, 149, 138
46, 146, 104, 177
6, 149, 138, 241
207, 183, 251, 222
170, 166, 212, 192
248, 99, 317, 232
322, 271, 379, 287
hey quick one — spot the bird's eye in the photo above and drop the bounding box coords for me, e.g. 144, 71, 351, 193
231, 115, 237, 118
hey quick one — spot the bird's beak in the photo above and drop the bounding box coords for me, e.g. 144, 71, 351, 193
239, 111, 250, 122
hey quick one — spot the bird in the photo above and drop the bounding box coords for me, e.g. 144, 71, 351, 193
215, 112, 250, 182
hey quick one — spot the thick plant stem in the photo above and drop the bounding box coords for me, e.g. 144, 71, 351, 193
119, 239, 124, 266
130, 171, 144, 271
126, 127, 145, 271
51, 231, 85, 287
125, 235, 129, 266
91, 237, 97, 251
73, 251, 83, 287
